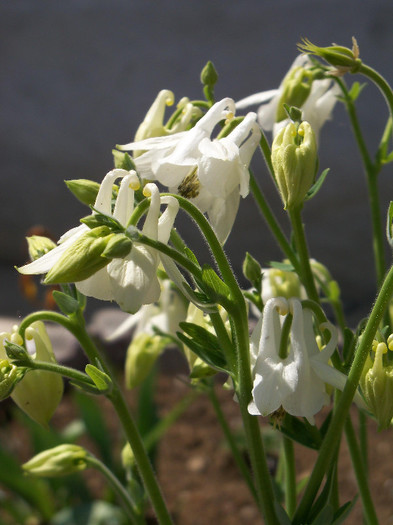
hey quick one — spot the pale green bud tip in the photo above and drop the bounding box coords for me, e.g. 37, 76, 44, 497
26, 235, 57, 261
200, 61, 218, 86
360, 338, 393, 430
65, 179, 101, 206
22, 444, 89, 477
125, 333, 167, 389
0, 359, 22, 400
298, 37, 361, 75
101, 233, 132, 259
44, 226, 113, 284
271, 120, 318, 209
242, 252, 262, 285
276, 67, 314, 122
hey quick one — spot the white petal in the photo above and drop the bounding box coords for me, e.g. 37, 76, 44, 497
236, 90, 278, 110
76, 266, 114, 301
157, 196, 179, 244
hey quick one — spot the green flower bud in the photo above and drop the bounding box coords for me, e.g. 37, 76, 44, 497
0, 359, 23, 400
26, 235, 57, 261
11, 321, 64, 427
23, 444, 89, 477
243, 252, 262, 289
44, 226, 114, 284
121, 442, 135, 469
101, 233, 132, 259
125, 333, 168, 389
276, 66, 314, 122
65, 179, 101, 206
200, 61, 218, 87
298, 37, 361, 75
360, 338, 393, 430
271, 120, 318, 209
263, 268, 301, 301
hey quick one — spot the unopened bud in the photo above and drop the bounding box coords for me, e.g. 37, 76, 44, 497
125, 333, 167, 389
11, 321, 63, 427
26, 235, 57, 261
0, 359, 23, 400
298, 37, 361, 76
272, 120, 318, 209
44, 226, 113, 284
101, 233, 132, 259
360, 340, 393, 430
200, 61, 218, 87
65, 179, 101, 206
23, 444, 89, 477
276, 66, 314, 122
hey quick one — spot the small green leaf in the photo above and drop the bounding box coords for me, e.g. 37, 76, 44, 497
310, 505, 334, 525
332, 497, 358, 524
305, 168, 330, 201
178, 322, 229, 374
85, 364, 112, 393
52, 291, 80, 316
81, 210, 124, 233
269, 261, 295, 272
348, 81, 367, 102
199, 264, 231, 304
112, 149, 136, 171
277, 413, 321, 450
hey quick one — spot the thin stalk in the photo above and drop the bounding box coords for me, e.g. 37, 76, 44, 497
27, 359, 97, 390
208, 386, 258, 504
249, 172, 301, 274
335, 77, 386, 289
293, 263, 393, 524
358, 409, 368, 473
288, 206, 319, 302
344, 416, 378, 524
359, 64, 393, 119
282, 436, 296, 518
86, 455, 145, 525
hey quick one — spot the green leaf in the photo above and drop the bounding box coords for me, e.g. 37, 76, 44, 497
348, 81, 367, 102
310, 505, 334, 525
386, 201, 393, 247
277, 413, 321, 450
332, 497, 358, 524
199, 264, 231, 305
268, 261, 295, 272
81, 209, 124, 233
273, 502, 292, 525
52, 291, 80, 316
112, 149, 136, 171
305, 168, 330, 201
177, 322, 229, 374
85, 364, 112, 393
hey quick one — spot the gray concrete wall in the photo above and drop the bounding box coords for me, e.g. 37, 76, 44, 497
1, 0, 393, 322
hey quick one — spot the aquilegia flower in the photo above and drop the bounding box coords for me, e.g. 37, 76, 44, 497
236, 55, 339, 140
248, 297, 351, 424
118, 98, 261, 243
19, 169, 179, 313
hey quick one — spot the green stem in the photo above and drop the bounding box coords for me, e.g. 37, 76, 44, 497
288, 206, 319, 302
335, 77, 386, 289
249, 172, 301, 274
359, 64, 393, 119
282, 436, 296, 518
293, 263, 393, 524
344, 416, 379, 524
86, 455, 145, 525
27, 359, 96, 390
358, 409, 368, 473
208, 386, 258, 504
19, 311, 173, 525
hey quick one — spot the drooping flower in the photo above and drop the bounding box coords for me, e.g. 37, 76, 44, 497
18, 170, 179, 313
118, 98, 261, 243
236, 55, 339, 140
248, 297, 353, 424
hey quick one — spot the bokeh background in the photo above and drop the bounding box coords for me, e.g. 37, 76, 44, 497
1, 0, 393, 324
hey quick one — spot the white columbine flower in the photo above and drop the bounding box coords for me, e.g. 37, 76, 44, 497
248, 297, 353, 424
118, 98, 261, 243
19, 170, 179, 314
236, 55, 339, 140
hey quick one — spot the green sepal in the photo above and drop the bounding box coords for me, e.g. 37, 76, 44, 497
386, 201, 393, 247
101, 233, 132, 259
112, 149, 136, 171
305, 168, 330, 201
347, 81, 367, 102
65, 179, 101, 206
85, 364, 113, 394
52, 290, 80, 316
81, 209, 124, 233
177, 322, 229, 374
4, 340, 31, 363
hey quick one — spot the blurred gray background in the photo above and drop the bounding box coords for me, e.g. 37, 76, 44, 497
1, 0, 392, 324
